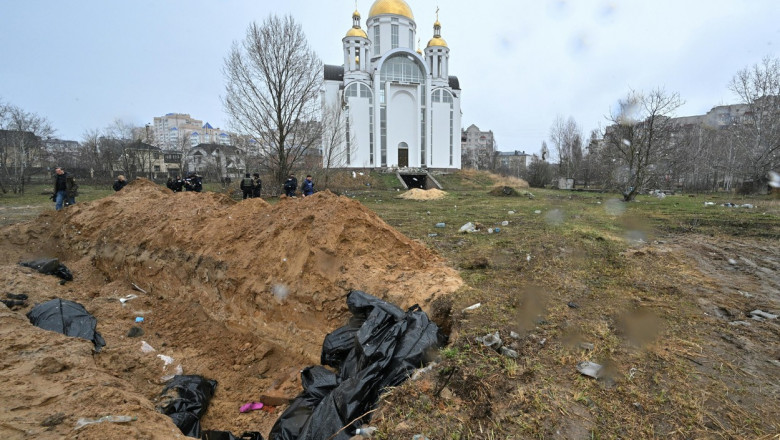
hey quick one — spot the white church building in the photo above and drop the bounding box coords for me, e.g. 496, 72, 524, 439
322, 0, 462, 170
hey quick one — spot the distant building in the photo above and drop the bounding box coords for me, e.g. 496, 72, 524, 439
151, 113, 233, 149
185, 143, 245, 180
460, 124, 495, 169
322, 0, 462, 169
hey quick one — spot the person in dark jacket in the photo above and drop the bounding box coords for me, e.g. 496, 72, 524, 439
52, 167, 78, 210
283, 174, 297, 197
113, 175, 128, 192
252, 173, 262, 198
166, 176, 174, 190
240, 173, 254, 199
184, 173, 202, 192
173, 175, 184, 192
301, 175, 314, 197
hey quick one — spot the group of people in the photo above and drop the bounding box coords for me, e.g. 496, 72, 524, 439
164, 174, 202, 192
239, 173, 263, 199
51, 167, 315, 211
283, 174, 315, 198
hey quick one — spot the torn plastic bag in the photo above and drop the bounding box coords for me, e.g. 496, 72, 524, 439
27, 298, 105, 352
268, 366, 339, 440
20, 258, 73, 281
203, 431, 265, 440
157, 375, 217, 438
269, 290, 444, 440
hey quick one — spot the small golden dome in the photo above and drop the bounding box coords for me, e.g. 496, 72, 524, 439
346, 27, 368, 38
434, 20, 441, 27
427, 36, 448, 48
353, 9, 361, 18
368, 0, 414, 20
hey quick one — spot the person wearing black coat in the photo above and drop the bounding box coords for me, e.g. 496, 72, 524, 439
283, 174, 297, 197
252, 173, 262, 198
113, 175, 128, 192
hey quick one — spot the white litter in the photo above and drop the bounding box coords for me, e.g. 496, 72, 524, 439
140, 341, 156, 353
462, 303, 481, 312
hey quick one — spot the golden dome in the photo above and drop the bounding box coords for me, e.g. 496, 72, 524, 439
346, 27, 368, 38
353, 9, 361, 18
368, 0, 414, 20
427, 36, 448, 48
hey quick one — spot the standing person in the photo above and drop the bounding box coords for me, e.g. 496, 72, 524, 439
283, 174, 297, 197
252, 173, 262, 198
173, 175, 184, 192
166, 176, 174, 190
52, 167, 78, 210
240, 173, 254, 199
301, 175, 314, 197
192, 174, 203, 192
113, 175, 128, 192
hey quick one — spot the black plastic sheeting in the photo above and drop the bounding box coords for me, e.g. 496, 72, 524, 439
158, 375, 218, 438
269, 290, 444, 440
203, 431, 265, 440
20, 258, 73, 281
26, 298, 105, 352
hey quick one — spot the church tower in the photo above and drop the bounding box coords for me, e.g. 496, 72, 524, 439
424, 15, 449, 88
343, 9, 371, 81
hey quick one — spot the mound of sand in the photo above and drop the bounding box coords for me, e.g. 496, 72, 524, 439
0, 178, 462, 438
399, 188, 448, 200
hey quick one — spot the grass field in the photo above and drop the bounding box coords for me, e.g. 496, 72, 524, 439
2, 172, 778, 438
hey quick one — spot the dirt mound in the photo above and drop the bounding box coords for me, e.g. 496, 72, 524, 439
488, 186, 535, 198
0, 178, 462, 438
399, 188, 448, 200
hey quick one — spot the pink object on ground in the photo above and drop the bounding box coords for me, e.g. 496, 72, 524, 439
239, 401, 264, 413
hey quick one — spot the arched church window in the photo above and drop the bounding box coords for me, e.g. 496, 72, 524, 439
344, 82, 375, 165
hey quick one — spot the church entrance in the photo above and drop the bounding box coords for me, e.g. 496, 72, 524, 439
398, 142, 409, 168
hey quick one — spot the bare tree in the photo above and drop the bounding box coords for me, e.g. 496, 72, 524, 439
728, 56, 780, 192
0, 101, 54, 194
603, 88, 683, 201
223, 14, 322, 189
320, 99, 356, 187
549, 115, 583, 181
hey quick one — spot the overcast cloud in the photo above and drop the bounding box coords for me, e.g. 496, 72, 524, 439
1, 0, 777, 155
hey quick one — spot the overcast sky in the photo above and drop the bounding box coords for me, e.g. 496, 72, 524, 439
1, 0, 777, 155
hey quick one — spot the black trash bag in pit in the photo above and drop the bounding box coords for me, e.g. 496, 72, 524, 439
26, 298, 105, 352
20, 258, 73, 281
157, 375, 217, 439
203, 431, 265, 440
269, 290, 445, 440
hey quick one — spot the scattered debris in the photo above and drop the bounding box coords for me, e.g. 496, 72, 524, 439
462, 303, 481, 312
579, 342, 595, 351
567, 301, 580, 309
576, 361, 603, 379
477, 331, 502, 350
141, 341, 156, 353
459, 222, 477, 233
135, 316, 145, 323
534, 210, 542, 214
509, 331, 520, 339
728, 258, 738, 265
500, 346, 519, 359
355, 426, 378, 437
411, 362, 437, 381
729, 321, 751, 327
74, 415, 136, 430
508, 210, 515, 215
427, 233, 439, 237
127, 326, 144, 337
501, 221, 509, 226
749, 310, 778, 320
119, 294, 138, 305
434, 223, 446, 228
239, 402, 264, 413
131, 283, 148, 294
